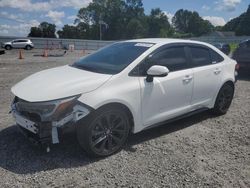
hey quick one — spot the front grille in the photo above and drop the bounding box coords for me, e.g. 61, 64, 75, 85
13, 97, 55, 122
14, 97, 42, 122
13, 97, 53, 144
20, 111, 41, 122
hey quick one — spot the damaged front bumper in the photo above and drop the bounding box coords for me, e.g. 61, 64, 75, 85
11, 95, 92, 145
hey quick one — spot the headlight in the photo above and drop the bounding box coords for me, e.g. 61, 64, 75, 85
13, 95, 92, 122
52, 96, 79, 119
15, 95, 80, 117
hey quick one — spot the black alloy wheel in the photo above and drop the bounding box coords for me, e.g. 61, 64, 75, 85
5, 45, 11, 50
77, 107, 130, 157
212, 84, 234, 115
26, 45, 31, 50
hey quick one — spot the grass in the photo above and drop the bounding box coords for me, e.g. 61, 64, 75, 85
229, 43, 239, 53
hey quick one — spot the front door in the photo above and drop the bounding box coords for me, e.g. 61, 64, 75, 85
12, 40, 22, 48
138, 45, 193, 127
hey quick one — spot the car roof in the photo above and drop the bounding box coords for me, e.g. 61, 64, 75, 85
13, 39, 30, 41
241, 39, 250, 43
124, 38, 230, 60
126, 38, 210, 46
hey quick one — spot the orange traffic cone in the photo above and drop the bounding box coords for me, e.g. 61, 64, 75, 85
43, 49, 48, 57
19, 49, 24, 59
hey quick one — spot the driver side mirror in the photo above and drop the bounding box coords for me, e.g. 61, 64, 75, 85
146, 65, 169, 82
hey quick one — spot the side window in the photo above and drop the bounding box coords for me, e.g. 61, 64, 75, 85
189, 47, 211, 67
147, 47, 187, 72
13, 40, 22, 43
211, 50, 224, 63
239, 41, 250, 49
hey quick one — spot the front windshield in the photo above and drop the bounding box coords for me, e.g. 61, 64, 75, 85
72, 42, 154, 74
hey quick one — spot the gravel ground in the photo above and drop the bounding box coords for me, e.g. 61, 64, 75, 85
0, 49, 249, 187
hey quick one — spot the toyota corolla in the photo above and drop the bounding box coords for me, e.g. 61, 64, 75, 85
10, 39, 237, 157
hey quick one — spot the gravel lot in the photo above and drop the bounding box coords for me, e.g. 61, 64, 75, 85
0, 49, 249, 187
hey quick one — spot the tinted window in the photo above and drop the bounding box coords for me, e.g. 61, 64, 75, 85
72, 42, 154, 74
211, 50, 224, 63
13, 40, 27, 43
239, 41, 250, 48
147, 47, 187, 72
246, 41, 250, 48
190, 47, 211, 67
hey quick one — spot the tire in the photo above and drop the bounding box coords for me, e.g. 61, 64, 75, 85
25, 45, 32, 50
77, 106, 130, 157
5, 45, 11, 50
212, 83, 234, 115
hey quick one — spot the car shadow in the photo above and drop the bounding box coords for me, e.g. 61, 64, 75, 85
125, 111, 214, 150
0, 111, 214, 174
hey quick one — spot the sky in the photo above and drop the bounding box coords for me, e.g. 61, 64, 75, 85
0, 0, 249, 37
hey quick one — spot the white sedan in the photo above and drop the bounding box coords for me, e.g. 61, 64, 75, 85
11, 38, 237, 157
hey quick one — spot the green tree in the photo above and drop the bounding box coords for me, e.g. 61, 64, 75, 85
57, 25, 78, 39
222, 5, 250, 36
146, 8, 171, 37
235, 5, 250, 36
40, 22, 56, 38
75, 0, 146, 40
223, 15, 244, 32
172, 9, 213, 36
28, 22, 56, 38
28, 27, 42, 37
126, 18, 145, 38
57, 23, 90, 39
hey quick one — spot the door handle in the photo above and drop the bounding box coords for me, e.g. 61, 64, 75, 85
214, 68, 221, 75
183, 75, 193, 83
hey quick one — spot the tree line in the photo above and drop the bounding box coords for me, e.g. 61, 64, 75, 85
28, 0, 250, 39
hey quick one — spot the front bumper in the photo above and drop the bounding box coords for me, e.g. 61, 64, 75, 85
11, 97, 92, 145
12, 110, 56, 144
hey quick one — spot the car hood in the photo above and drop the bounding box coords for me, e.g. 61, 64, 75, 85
11, 65, 112, 102
4, 42, 11, 45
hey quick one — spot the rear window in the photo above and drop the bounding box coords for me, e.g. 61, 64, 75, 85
211, 50, 224, 63
239, 41, 250, 48
190, 47, 211, 67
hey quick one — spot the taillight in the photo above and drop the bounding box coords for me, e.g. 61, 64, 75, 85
235, 63, 239, 79
235, 63, 240, 71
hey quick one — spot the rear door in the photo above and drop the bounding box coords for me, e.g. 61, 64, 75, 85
18, 40, 28, 48
187, 45, 223, 109
11, 40, 20, 48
